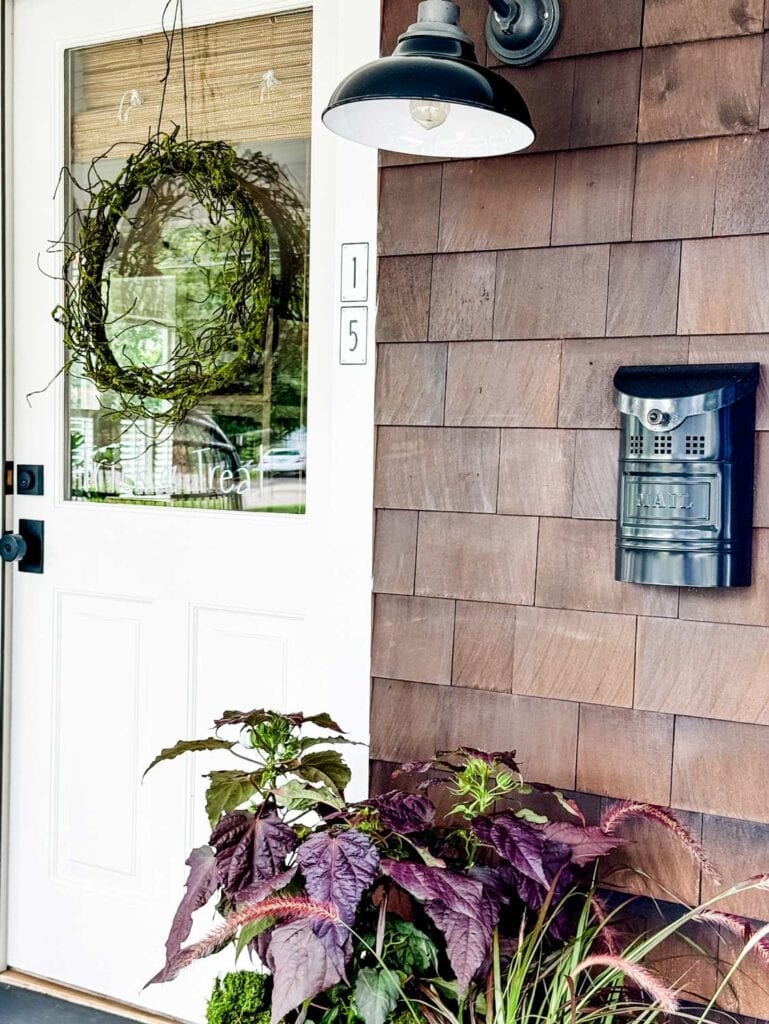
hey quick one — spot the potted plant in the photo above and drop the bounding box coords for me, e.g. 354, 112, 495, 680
145, 710, 769, 1024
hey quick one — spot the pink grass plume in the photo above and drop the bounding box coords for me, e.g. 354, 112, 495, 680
571, 954, 679, 1014
590, 895, 621, 956
696, 909, 769, 970
600, 801, 721, 884
147, 896, 343, 985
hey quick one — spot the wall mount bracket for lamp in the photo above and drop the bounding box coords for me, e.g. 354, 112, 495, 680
485, 0, 560, 66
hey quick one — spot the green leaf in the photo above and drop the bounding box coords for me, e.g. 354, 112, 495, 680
386, 920, 438, 975
235, 915, 276, 960
296, 750, 352, 797
551, 789, 583, 818
354, 968, 400, 1024
143, 738, 234, 778
274, 779, 345, 812
428, 977, 460, 1000
409, 843, 446, 869
205, 771, 259, 826
515, 808, 548, 824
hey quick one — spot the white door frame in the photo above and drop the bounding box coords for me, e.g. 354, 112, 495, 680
0, 0, 12, 976
0, 0, 380, 1000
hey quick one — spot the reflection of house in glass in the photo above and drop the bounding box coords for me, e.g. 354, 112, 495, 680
170, 414, 242, 509
71, 407, 244, 511
70, 275, 241, 507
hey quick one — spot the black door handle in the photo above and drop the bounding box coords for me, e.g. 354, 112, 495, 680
0, 533, 27, 562
1, 520, 44, 573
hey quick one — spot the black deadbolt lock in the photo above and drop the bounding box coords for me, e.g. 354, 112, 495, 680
0, 520, 44, 573
16, 464, 44, 495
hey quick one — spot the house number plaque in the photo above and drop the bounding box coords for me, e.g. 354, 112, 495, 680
340, 306, 368, 365
339, 242, 370, 365
340, 242, 369, 302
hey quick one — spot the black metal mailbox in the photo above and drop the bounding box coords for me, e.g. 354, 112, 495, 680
613, 363, 760, 588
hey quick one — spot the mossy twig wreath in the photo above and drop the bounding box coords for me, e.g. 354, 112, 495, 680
54, 130, 278, 427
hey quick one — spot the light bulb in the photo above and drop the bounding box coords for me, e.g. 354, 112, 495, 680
409, 99, 450, 131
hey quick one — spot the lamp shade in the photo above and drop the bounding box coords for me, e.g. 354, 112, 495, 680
322, 1, 535, 159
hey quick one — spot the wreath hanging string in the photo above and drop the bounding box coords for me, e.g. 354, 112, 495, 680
47, 0, 304, 428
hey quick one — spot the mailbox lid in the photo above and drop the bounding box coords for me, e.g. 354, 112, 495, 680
614, 363, 760, 423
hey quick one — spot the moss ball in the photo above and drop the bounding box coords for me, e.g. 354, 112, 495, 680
206, 971, 271, 1024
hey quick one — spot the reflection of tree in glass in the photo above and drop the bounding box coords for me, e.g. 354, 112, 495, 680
107, 151, 307, 401
110, 320, 168, 370
110, 149, 307, 324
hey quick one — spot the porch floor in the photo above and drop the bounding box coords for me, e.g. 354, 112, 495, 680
0, 983, 130, 1023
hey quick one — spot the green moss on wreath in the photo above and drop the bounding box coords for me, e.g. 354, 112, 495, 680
53, 129, 293, 427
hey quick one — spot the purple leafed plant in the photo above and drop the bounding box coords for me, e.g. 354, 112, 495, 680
144, 711, 720, 1024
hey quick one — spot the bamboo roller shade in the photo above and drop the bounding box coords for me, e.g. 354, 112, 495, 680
70, 10, 312, 164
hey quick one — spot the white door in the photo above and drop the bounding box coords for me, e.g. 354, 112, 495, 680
6, 1, 378, 1020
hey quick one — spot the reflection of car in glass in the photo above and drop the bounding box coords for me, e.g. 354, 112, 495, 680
260, 448, 307, 475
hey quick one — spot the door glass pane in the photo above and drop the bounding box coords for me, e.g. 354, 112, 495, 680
65, 11, 311, 513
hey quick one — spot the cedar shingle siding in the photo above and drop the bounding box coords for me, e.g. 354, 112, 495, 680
373, 1, 769, 1010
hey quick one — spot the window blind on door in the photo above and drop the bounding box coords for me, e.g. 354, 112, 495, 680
69, 9, 313, 165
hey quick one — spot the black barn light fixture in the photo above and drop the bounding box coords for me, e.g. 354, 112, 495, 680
322, 0, 560, 159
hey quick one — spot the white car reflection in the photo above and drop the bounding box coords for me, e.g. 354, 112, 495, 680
259, 447, 307, 475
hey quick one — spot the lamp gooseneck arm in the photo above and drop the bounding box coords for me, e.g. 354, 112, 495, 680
486, 0, 516, 19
